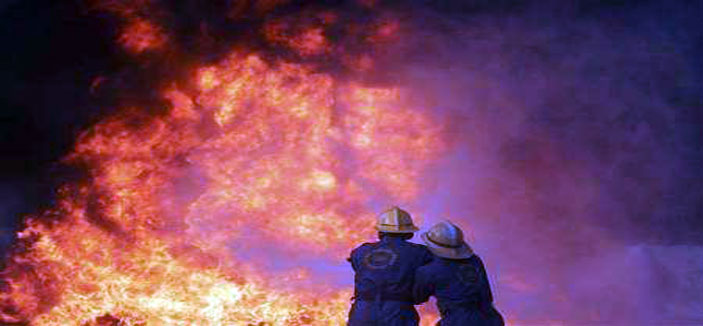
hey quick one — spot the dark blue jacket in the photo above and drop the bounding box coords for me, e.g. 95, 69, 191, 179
347, 236, 433, 326
413, 255, 504, 326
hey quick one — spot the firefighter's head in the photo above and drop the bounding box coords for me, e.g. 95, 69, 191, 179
422, 220, 474, 259
375, 206, 419, 240
378, 232, 414, 241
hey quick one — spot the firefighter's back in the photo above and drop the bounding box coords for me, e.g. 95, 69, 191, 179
347, 207, 432, 326
349, 236, 431, 326
415, 256, 504, 326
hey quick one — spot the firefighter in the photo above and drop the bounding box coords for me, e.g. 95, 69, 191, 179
347, 206, 433, 326
413, 221, 504, 326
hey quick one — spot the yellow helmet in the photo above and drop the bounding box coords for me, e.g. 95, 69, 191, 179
421, 220, 474, 259
375, 206, 419, 233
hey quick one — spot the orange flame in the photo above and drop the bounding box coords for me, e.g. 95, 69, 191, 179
1, 51, 444, 325
118, 19, 166, 53
264, 22, 332, 57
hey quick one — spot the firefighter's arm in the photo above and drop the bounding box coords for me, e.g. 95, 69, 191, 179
475, 257, 505, 325
347, 247, 360, 272
475, 257, 494, 304
412, 268, 433, 304
420, 247, 434, 265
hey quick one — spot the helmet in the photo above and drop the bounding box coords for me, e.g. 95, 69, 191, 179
421, 221, 474, 259
375, 206, 419, 233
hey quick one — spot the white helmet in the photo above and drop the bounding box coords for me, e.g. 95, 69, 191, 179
422, 220, 474, 259
375, 206, 419, 233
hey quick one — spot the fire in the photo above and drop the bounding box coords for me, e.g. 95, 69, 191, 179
118, 19, 166, 53
1, 47, 444, 324
265, 24, 331, 56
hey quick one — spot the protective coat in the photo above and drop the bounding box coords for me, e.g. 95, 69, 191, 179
347, 235, 433, 326
413, 255, 504, 326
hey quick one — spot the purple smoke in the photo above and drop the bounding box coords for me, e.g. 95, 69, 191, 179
366, 1, 702, 324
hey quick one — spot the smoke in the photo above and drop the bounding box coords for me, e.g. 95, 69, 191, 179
61, 0, 703, 323
1, 0, 701, 324
361, 0, 703, 324
0, 185, 23, 253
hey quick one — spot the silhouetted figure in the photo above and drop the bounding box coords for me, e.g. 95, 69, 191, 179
347, 207, 433, 326
414, 221, 504, 326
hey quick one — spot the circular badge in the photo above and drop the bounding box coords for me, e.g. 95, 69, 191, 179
456, 264, 480, 285
362, 248, 398, 270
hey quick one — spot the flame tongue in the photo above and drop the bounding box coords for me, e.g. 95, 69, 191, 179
1, 51, 443, 325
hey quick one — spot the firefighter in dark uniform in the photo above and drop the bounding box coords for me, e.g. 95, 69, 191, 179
347, 206, 433, 326
413, 221, 504, 326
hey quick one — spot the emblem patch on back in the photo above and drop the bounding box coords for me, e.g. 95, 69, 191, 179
362, 248, 398, 269
456, 264, 480, 285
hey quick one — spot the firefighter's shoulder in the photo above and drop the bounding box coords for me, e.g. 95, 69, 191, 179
416, 258, 442, 274
351, 242, 377, 255
407, 241, 432, 252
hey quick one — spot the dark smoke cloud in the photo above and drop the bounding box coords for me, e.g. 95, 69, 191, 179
0, 185, 23, 253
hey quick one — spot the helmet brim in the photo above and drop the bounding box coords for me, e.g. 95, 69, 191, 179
375, 225, 419, 233
421, 232, 474, 259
